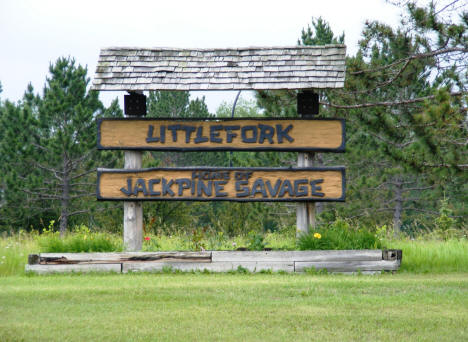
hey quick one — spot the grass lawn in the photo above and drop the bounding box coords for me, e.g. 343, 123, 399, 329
1, 273, 467, 341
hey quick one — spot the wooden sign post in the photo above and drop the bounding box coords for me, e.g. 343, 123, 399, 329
97, 117, 346, 249
91, 46, 348, 251
123, 149, 143, 251
296, 152, 316, 237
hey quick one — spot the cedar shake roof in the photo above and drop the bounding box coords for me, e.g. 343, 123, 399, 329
91, 45, 346, 91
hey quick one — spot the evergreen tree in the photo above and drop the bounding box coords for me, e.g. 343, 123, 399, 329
256, 2, 467, 232
0, 58, 122, 234
0, 86, 45, 230
326, 1, 467, 231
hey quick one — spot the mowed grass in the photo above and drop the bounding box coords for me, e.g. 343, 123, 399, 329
0, 273, 467, 342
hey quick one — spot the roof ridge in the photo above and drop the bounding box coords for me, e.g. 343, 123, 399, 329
101, 45, 346, 51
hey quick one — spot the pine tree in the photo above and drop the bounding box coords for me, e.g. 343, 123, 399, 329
256, 3, 467, 232
331, 1, 466, 231
0, 58, 122, 234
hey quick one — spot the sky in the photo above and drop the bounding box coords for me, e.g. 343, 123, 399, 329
0, 0, 402, 112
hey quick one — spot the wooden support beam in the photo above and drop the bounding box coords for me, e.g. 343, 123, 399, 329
123, 105, 144, 251
294, 260, 401, 272
296, 152, 316, 237
25, 264, 121, 274
123, 261, 294, 273
38, 252, 211, 263
211, 250, 382, 262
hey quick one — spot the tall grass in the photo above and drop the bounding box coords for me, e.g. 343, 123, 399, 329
37, 225, 122, 253
0, 234, 38, 276
1, 230, 467, 276
387, 239, 468, 273
38, 232, 122, 253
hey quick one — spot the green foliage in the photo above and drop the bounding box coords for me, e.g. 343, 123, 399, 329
435, 197, 456, 232
0, 58, 123, 233
298, 218, 382, 250
246, 231, 266, 251
255, 5, 467, 235
190, 227, 207, 251
298, 16, 344, 45
37, 224, 122, 253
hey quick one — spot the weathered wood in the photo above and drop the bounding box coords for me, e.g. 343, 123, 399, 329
97, 118, 345, 152
124, 149, 143, 251
26, 250, 402, 274
123, 261, 294, 273
97, 167, 345, 202
296, 152, 316, 236
39, 252, 211, 264
92, 46, 347, 92
382, 249, 403, 261
25, 263, 121, 274
211, 250, 382, 262
332, 271, 382, 275
28, 254, 40, 265
294, 260, 401, 272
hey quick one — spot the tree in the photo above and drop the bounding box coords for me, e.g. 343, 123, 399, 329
256, 16, 347, 219
0, 58, 122, 234
324, 0, 467, 231
256, 2, 467, 233
298, 17, 344, 46
326, 0, 467, 174
0, 86, 46, 230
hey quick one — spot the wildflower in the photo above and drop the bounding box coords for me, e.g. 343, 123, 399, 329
144, 237, 151, 241
313, 233, 322, 239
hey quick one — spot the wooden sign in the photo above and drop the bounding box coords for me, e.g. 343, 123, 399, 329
97, 118, 345, 152
97, 167, 345, 202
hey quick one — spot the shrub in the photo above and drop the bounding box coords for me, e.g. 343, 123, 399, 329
297, 218, 382, 250
247, 231, 266, 251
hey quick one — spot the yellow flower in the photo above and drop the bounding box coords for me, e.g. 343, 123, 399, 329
313, 233, 321, 239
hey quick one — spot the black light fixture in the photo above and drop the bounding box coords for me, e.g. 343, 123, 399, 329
124, 92, 147, 116
297, 90, 319, 116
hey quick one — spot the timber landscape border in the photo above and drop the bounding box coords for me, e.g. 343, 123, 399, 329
26, 250, 402, 274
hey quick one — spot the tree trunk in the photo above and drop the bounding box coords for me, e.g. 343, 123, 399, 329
393, 178, 403, 236
60, 154, 70, 237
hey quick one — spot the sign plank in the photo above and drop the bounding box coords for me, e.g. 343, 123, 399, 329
97, 167, 345, 202
97, 118, 345, 152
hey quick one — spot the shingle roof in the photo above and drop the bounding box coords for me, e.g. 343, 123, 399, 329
91, 45, 346, 91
